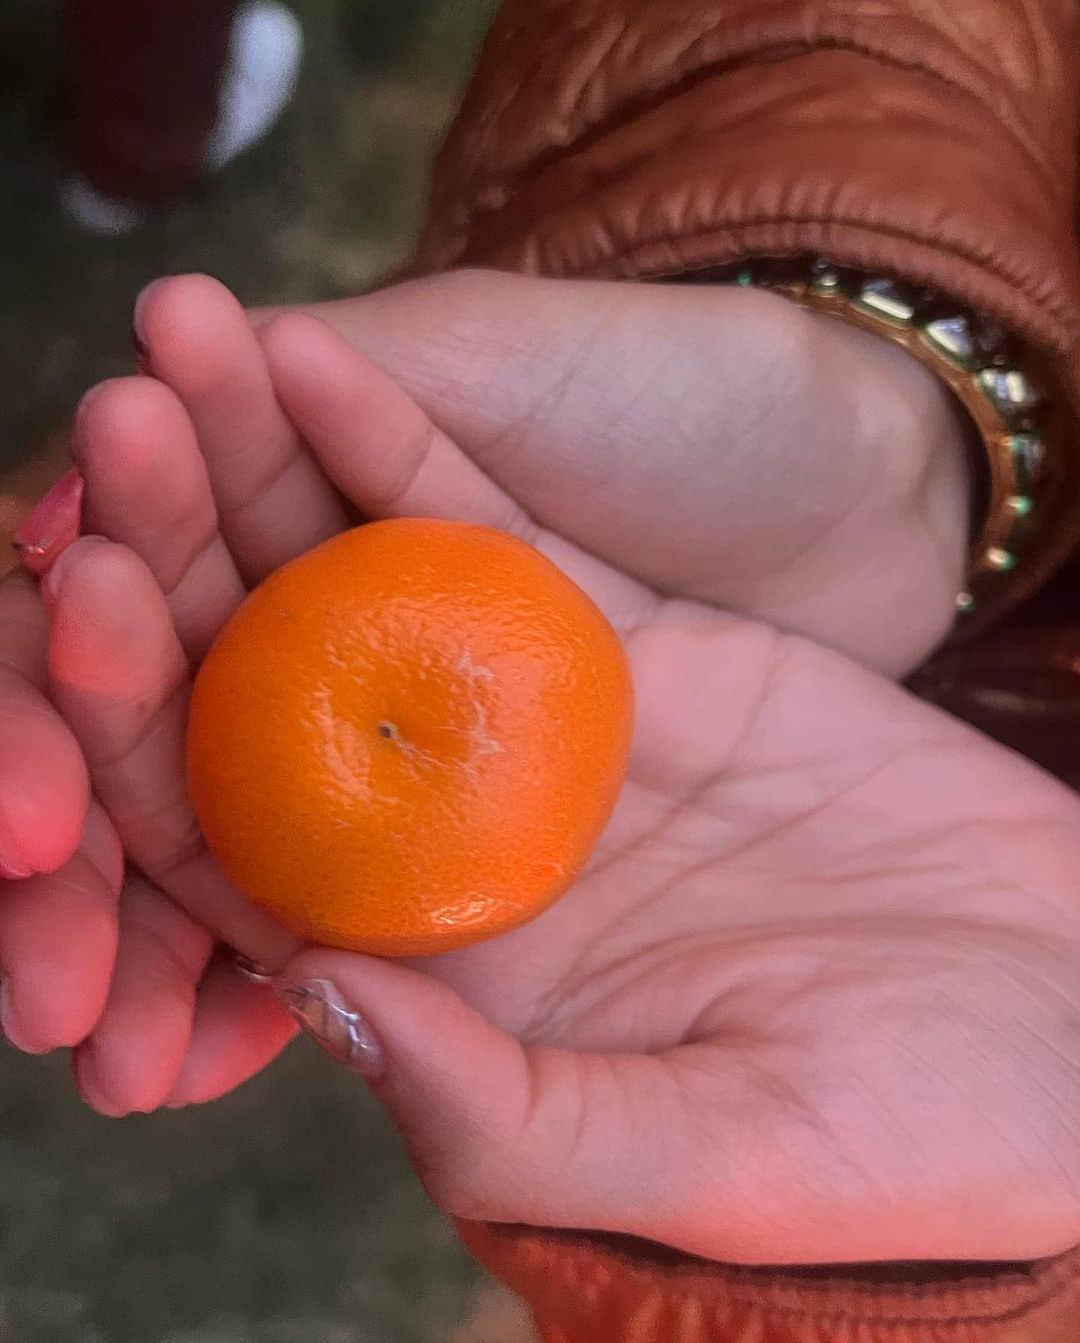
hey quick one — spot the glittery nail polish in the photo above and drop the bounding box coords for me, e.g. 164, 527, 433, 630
276, 978, 385, 1080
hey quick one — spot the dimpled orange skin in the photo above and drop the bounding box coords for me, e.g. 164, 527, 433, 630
186, 519, 634, 957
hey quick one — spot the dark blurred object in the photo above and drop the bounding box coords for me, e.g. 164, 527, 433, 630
66, 0, 238, 205
338, 0, 435, 74
911, 559, 1080, 790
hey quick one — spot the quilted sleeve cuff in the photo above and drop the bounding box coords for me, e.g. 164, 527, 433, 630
415, 0, 1080, 630
458, 1221, 1080, 1343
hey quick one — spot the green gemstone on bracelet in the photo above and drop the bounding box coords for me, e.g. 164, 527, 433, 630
985, 547, 1017, 573
979, 368, 1040, 417
1002, 496, 1036, 554
1006, 433, 1045, 490
736, 269, 754, 287
955, 591, 976, 615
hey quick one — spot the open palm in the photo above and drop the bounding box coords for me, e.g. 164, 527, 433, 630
8, 277, 1079, 1268
396, 610, 1080, 1264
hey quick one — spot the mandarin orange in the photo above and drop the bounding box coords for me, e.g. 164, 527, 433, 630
186, 519, 634, 956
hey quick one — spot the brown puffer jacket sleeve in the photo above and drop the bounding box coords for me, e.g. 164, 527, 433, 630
413, 3, 1080, 1340
459, 1222, 1080, 1343
415, 0, 1080, 634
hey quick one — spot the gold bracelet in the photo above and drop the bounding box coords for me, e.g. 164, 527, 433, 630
688, 258, 1057, 621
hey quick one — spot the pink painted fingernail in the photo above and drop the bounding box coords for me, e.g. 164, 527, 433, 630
11, 468, 84, 577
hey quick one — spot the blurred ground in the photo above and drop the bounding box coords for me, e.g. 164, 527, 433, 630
2, 1044, 471, 1343
0, 0, 494, 537
0, 2, 541, 1339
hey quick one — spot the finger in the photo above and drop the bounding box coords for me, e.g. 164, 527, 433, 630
0, 568, 50, 681
260, 311, 534, 534
73, 376, 246, 662
0, 570, 88, 876
45, 537, 296, 966
73, 875, 213, 1116
275, 950, 760, 1250
260, 313, 656, 633
272, 271, 633, 483
79, 796, 126, 894
165, 957, 297, 1108
134, 274, 349, 583
0, 844, 118, 1054
0, 572, 121, 1047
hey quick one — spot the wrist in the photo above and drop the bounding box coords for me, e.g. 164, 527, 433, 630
711, 258, 1058, 638
834, 313, 974, 613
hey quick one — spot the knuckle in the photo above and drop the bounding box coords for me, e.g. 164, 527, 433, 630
401, 1130, 502, 1222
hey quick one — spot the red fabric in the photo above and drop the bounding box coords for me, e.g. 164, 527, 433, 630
66, 0, 238, 204
460, 1223, 1080, 1343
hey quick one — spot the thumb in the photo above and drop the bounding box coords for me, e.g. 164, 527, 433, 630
273, 950, 765, 1249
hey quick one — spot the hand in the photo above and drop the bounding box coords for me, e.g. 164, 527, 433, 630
18, 278, 1080, 1266
0, 563, 295, 1105
13, 264, 962, 1088
287, 616, 1080, 1266
281, 266, 972, 677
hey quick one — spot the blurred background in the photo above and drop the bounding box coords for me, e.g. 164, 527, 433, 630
0, 0, 493, 556
0, 1, 541, 1339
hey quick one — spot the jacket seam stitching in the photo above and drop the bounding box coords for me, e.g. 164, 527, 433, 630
506, 1242, 1077, 1328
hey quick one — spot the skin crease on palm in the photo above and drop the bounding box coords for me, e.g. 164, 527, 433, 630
5, 273, 1080, 1268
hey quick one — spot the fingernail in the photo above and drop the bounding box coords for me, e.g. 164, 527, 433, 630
0, 851, 33, 881
132, 278, 166, 358
40, 534, 109, 613
71, 384, 105, 457
0, 830, 34, 880
0, 980, 49, 1056
275, 978, 385, 1080
130, 317, 151, 374
74, 1047, 125, 1118
234, 953, 274, 984
11, 468, 84, 575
